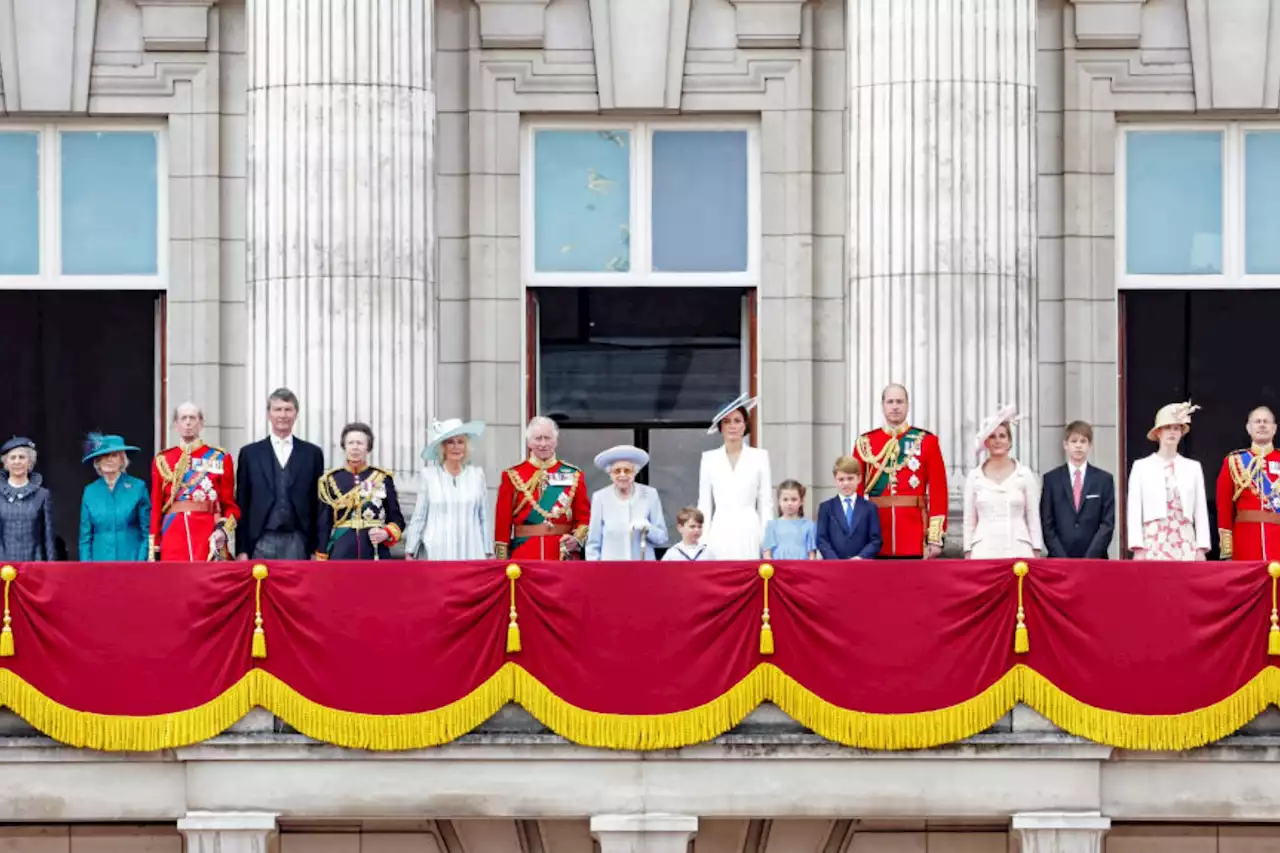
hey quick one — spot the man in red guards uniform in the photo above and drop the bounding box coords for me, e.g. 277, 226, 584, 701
1217, 406, 1280, 561
494, 416, 590, 561
150, 402, 239, 561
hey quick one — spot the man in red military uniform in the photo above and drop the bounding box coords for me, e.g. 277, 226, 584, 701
150, 402, 240, 561
494, 416, 590, 561
854, 383, 949, 558
1216, 406, 1280, 561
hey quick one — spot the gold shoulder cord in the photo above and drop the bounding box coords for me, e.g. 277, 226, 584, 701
507, 467, 552, 521
857, 433, 901, 492
1229, 452, 1264, 502
159, 446, 192, 515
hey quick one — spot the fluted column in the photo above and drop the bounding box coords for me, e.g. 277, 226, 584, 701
848, 0, 1037, 478
246, 0, 434, 479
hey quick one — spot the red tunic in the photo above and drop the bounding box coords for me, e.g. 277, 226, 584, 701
854, 424, 949, 557
149, 442, 240, 562
1215, 445, 1280, 561
493, 457, 590, 561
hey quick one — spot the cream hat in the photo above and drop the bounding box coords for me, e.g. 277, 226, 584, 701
1147, 401, 1199, 442
973, 403, 1021, 457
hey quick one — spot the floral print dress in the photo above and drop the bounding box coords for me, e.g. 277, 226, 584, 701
1140, 460, 1196, 561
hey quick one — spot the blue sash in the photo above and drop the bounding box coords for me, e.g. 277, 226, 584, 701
1241, 450, 1280, 511
160, 447, 216, 536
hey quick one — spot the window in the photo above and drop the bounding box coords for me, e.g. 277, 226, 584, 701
523, 120, 759, 286
0, 124, 165, 289
1118, 123, 1280, 288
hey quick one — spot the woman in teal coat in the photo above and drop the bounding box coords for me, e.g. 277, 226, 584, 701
78, 434, 150, 562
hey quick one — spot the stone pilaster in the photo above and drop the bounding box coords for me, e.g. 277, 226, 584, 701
1012, 812, 1110, 853
245, 0, 435, 479
847, 0, 1038, 480
177, 812, 277, 853
590, 815, 698, 853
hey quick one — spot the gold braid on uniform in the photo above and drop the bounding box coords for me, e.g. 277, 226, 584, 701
856, 424, 908, 491
318, 469, 386, 529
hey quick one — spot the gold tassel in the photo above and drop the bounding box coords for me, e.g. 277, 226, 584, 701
251, 564, 269, 659
0, 565, 14, 657
506, 564, 522, 654
758, 563, 775, 656
1268, 562, 1280, 656
1013, 561, 1029, 654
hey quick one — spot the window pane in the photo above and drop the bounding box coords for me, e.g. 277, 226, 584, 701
1125, 131, 1222, 275
61, 131, 159, 275
652, 131, 748, 273
1246, 131, 1280, 274
534, 130, 631, 273
0, 132, 40, 275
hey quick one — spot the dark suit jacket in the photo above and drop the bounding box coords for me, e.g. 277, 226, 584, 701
816, 494, 882, 560
235, 435, 325, 558
1039, 463, 1115, 559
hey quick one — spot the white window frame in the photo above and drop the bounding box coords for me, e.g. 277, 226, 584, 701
0, 120, 168, 291
521, 118, 761, 288
1117, 121, 1280, 290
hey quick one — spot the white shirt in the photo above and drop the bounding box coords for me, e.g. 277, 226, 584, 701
1068, 462, 1088, 483
271, 434, 294, 468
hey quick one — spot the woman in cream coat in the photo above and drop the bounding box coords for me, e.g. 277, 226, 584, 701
698, 394, 773, 560
963, 404, 1044, 559
1127, 401, 1210, 560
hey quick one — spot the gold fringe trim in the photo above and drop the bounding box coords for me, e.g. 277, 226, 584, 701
1, 664, 1278, 752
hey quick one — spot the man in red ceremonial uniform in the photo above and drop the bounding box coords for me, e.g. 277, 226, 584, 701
150, 402, 240, 561
1216, 406, 1280, 561
854, 383, 949, 558
494, 416, 590, 561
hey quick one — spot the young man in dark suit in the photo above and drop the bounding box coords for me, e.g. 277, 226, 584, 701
1040, 420, 1116, 559
235, 388, 326, 561
817, 456, 882, 560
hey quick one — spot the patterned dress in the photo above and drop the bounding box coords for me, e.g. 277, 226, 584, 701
1140, 460, 1197, 561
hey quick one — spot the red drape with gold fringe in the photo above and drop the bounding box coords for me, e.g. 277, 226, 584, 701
0, 558, 1278, 752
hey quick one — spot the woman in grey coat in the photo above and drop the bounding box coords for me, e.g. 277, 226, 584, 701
0, 436, 55, 562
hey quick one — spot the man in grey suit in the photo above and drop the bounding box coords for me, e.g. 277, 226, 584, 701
1040, 421, 1116, 559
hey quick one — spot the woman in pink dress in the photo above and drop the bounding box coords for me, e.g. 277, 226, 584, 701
1126, 402, 1210, 561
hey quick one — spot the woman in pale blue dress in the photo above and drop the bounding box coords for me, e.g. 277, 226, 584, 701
761, 479, 818, 560
404, 419, 490, 561
586, 445, 668, 561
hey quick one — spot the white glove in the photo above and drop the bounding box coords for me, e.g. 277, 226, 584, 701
630, 519, 649, 532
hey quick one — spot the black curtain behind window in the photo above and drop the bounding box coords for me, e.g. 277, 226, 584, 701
0, 291, 158, 560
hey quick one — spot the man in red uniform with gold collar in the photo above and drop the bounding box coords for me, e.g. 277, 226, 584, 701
1216, 406, 1280, 561
494, 416, 590, 561
854, 383, 949, 558
150, 402, 240, 561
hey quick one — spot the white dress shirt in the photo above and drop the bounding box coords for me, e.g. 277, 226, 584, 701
271, 434, 294, 468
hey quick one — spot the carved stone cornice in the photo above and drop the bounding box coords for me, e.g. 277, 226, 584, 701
133, 0, 218, 52
1066, 0, 1147, 49
725, 0, 805, 48
0, 0, 99, 112
472, 0, 552, 49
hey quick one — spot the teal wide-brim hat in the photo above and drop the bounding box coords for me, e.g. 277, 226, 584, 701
82, 433, 140, 464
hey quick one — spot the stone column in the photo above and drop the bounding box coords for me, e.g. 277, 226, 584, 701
246, 0, 435, 480
178, 812, 277, 853
1012, 812, 1110, 853
847, 0, 1038, 480
590, 815, 698, 853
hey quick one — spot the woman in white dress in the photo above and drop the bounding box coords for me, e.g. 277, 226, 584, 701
404, 419, 490, 560
963, 404, 1044, 559
1127, 401, 1210, 561
585, 445, 668, 560
697, 393, 773, 560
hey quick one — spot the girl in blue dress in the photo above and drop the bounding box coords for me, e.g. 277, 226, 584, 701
761, 479, 818, 560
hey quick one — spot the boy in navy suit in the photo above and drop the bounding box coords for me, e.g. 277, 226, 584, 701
1039, 420, 1116, 559
817, 456, 883, 560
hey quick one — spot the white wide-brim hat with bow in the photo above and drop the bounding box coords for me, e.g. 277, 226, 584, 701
707, 392, 759, 435
595, 444, 650, 473
423, 418, 485, 460
1147, 401, 1199, 442
973, 403, 1022, 457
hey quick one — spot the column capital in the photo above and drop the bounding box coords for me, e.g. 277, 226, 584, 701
590, 814, 698, 853
1012, 812, 1110, 853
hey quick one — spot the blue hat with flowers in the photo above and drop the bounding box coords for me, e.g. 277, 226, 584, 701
81, 433, 140, 464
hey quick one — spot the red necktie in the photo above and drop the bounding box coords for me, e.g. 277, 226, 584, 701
1072, 468, 1083, 511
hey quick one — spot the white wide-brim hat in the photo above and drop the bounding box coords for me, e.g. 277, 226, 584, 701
595, 444, 649, 473
1147, 401, 1199, 442
424, 418, 485, 460
973, 403, 1021, 457
707, 392, 759, 435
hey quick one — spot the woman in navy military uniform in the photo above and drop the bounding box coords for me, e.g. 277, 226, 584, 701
78, 433, 150, 562
316, 422, 405, 560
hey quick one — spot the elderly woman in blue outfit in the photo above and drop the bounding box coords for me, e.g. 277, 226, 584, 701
78, 433, 150, 562
586, 445, 668, 561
